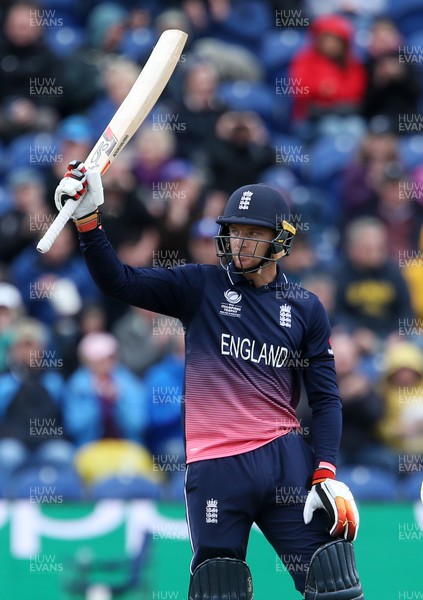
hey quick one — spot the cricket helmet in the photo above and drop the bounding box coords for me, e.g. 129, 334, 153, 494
215, 184, 296, 273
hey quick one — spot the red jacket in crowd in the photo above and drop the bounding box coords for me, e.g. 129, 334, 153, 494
289, 15, 367, 121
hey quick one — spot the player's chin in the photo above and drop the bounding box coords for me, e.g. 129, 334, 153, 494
233, 255, 260, 270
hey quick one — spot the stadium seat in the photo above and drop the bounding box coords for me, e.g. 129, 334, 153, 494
4, 462, 84, 500
398, 135, 423, 171
119, 28, 155, 63
303, 134, 359, 227
337, 466, 398, 501
260, 29, 307, 82
217, 81, 287, 131
45, 26, 85, 57
306, 134, 359, 185
386, 0, 423, 37
37, 0, 86, 27
0, 471, 8, 498
271, 133, 309, 177
89, 474, 162, 500
261, 165, 300, 193
352, 27, 371, 62
8, 132, 59, 171
217, 81, 275, 117
397, 473, 423, 501
0, 185, 12, 217
74, 439, 161, 486
403, 29, 423, 55
0, 142, 6, 181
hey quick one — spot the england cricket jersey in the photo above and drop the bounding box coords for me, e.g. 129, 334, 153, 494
80, 229, 342, 465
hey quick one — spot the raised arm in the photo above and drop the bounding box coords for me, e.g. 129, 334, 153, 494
54, 161, 203, 322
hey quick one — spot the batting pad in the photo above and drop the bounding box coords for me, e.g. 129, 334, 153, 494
304, 539, 364, 600
189, 557, 253, 600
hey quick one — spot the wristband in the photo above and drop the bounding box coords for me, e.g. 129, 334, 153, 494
74, 210, 101, 233
311, 461, 336, 486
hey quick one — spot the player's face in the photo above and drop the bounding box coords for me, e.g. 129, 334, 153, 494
228, 224, 274, 270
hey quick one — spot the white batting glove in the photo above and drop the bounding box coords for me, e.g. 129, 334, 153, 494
303, 463, 359, 542
54, 160, 104, 221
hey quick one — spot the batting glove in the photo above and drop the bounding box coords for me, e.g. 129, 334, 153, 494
303, 462, 359, 542
54, 160, 104, 232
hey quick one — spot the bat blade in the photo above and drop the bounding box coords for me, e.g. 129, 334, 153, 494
37, 29, 188, 254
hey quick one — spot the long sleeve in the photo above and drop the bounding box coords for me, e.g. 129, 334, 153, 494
302, 298, 342, 466
79, 227, 204, 322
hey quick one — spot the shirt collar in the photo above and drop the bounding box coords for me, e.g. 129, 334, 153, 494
227, 264, 288, 289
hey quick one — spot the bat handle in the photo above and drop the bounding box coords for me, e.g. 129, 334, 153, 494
36, 200, 79, 253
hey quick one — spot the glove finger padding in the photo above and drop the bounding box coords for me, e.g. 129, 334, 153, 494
63, 160, 88, 199
54, 178, 87, 211
303, 479, 359, 542
317, 480, 359, 542
65, 159, 87, 181
54, 161, 104, 221
344, 498, 359, 541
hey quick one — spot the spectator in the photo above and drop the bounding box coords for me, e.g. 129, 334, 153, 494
191, 36, 263, 83
0, 2, 62, 142
109, 227, 162, 323
374, 164, 423, 261
0, 168, 52, 263
55, 302, 109, 380
340, 126, 400, 224
0, 283, 24, 374
63, 332, 147, 447
206, 111, 274, 192
45, 115, 94, 209
143, 324, 186, 498
177, 1, 272, 52
10, 223, 99, 326
155, 8, 190, 41
155, 160, 205, 262
95, 156, 156, 249
334, 217, 414, 348
169, 60, 225, 160
86, 2, 129, 55
143, 331, 185, 459
0, 318, 71, 478
278, 233, 318, 284
116, 227, 161, 269
331, 330, 395, 471
302, 271, 337, 327
132, 124, 177, 188
362, 18, 420, 128
289, 14, 367, 139
201, 188, 228, 220
112, 307, 172, 376
401, 224, 423, 324
87, 57, 140, 140
378, 342, 423, 457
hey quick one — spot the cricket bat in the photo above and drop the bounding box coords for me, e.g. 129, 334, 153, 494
37, 29, 188, 253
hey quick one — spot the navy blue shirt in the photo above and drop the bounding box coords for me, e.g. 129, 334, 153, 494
80, 228, 342, 466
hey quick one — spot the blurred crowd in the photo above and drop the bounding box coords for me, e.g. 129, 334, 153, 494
0, 0, 422, 502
